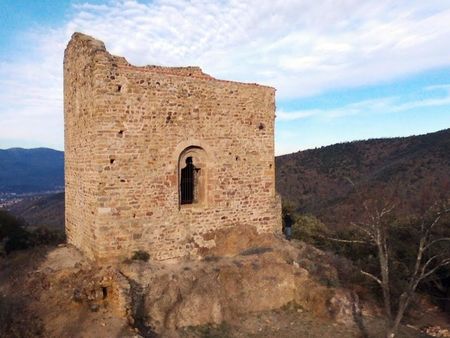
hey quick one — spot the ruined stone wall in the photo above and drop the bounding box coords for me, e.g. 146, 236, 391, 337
65, 33, 281, 261
64, 34, 106, 258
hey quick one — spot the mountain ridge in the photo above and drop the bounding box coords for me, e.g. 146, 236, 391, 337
0, 147, 64, 194
276, 128, 450, 228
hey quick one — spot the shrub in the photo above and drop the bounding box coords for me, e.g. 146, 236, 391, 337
30, 227, 66, 246
239, 246, 272, 256
292, 214, 331, 247
0, 210, 65, 255
183, 322, 232, 338
0, 210, 31, 254
131, 250, 150, 262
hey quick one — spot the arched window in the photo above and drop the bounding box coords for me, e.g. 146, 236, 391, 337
179, 146, 207, 206
180, 157, 195, 204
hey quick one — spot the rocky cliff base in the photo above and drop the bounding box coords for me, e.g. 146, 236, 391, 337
0, 227, 447, 337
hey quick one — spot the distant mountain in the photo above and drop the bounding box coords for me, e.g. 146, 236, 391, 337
0, 148, 64, 194
276, 128, 450, 229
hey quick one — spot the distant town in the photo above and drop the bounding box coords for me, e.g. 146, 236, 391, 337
0, 189, 64, 208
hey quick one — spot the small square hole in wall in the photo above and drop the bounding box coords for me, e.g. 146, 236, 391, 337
117, 85, 122, 92
102, 287, 108, 299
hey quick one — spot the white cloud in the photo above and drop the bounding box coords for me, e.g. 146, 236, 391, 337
64, 0, 450, 96
1, 0, 450, 149
0, 28, 66, 149
277, 86, 450, 121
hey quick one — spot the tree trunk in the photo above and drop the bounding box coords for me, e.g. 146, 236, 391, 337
386, 293, 410, 338
445, 284, 450, 313
378, 241, 392, 322
385, 328, 396, 338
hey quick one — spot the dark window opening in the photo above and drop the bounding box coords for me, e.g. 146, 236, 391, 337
179, 147, 206, 207
181, 157, 195, 204
102, 287, 108, 299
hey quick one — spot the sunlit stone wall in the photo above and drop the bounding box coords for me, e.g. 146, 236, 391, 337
64, 33, 281, 261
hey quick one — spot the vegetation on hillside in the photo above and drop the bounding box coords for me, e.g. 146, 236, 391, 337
9, 192, 65, 230
0, 209, 65, 255
283, 197, 450, 334
278, 128, 450, 334
276, 128, 450, 230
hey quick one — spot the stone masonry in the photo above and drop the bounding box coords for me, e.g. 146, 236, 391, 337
64, 33, 281, 261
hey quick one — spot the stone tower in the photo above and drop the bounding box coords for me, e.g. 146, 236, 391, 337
64, 33, 281, 261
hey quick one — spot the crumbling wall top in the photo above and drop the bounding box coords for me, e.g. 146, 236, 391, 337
66, 32, 274, 89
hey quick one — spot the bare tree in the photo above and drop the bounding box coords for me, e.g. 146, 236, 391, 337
352, 201, 450, 338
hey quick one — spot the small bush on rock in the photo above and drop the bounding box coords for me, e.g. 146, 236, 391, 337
131, 250, 150, 262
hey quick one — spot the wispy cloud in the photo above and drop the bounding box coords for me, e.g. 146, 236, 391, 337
277, 84, 450, 121
1, 0, 450, 149
64, 0, 450, 97
0, 28, 65, 149
274, 84, 450, 154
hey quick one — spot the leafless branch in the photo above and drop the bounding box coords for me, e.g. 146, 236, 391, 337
350, 221, 376, 242
361, 270, 382, 286
429, 275, 446, 293
424, 214, 442, 238
343, 182, 449, 337
420, 259, 450, 281
423, 238, 450, 252
423, 207, 449, 238
324, 236, 368, 244
421, 254, 444, 274
380, 205, 395, 218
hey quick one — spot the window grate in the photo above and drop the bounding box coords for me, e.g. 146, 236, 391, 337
181, 157, 194, 204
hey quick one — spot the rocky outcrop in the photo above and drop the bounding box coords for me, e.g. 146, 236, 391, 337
121, 252, 300, 333
0, 230, 378, 337
114, 228, 364, 335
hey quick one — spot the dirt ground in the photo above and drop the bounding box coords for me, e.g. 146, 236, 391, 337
0, 245, 133, 338
180, 303, 434, 338
0, 244, 448, 338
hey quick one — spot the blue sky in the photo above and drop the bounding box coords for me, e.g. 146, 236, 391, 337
0, 0, 449, 154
